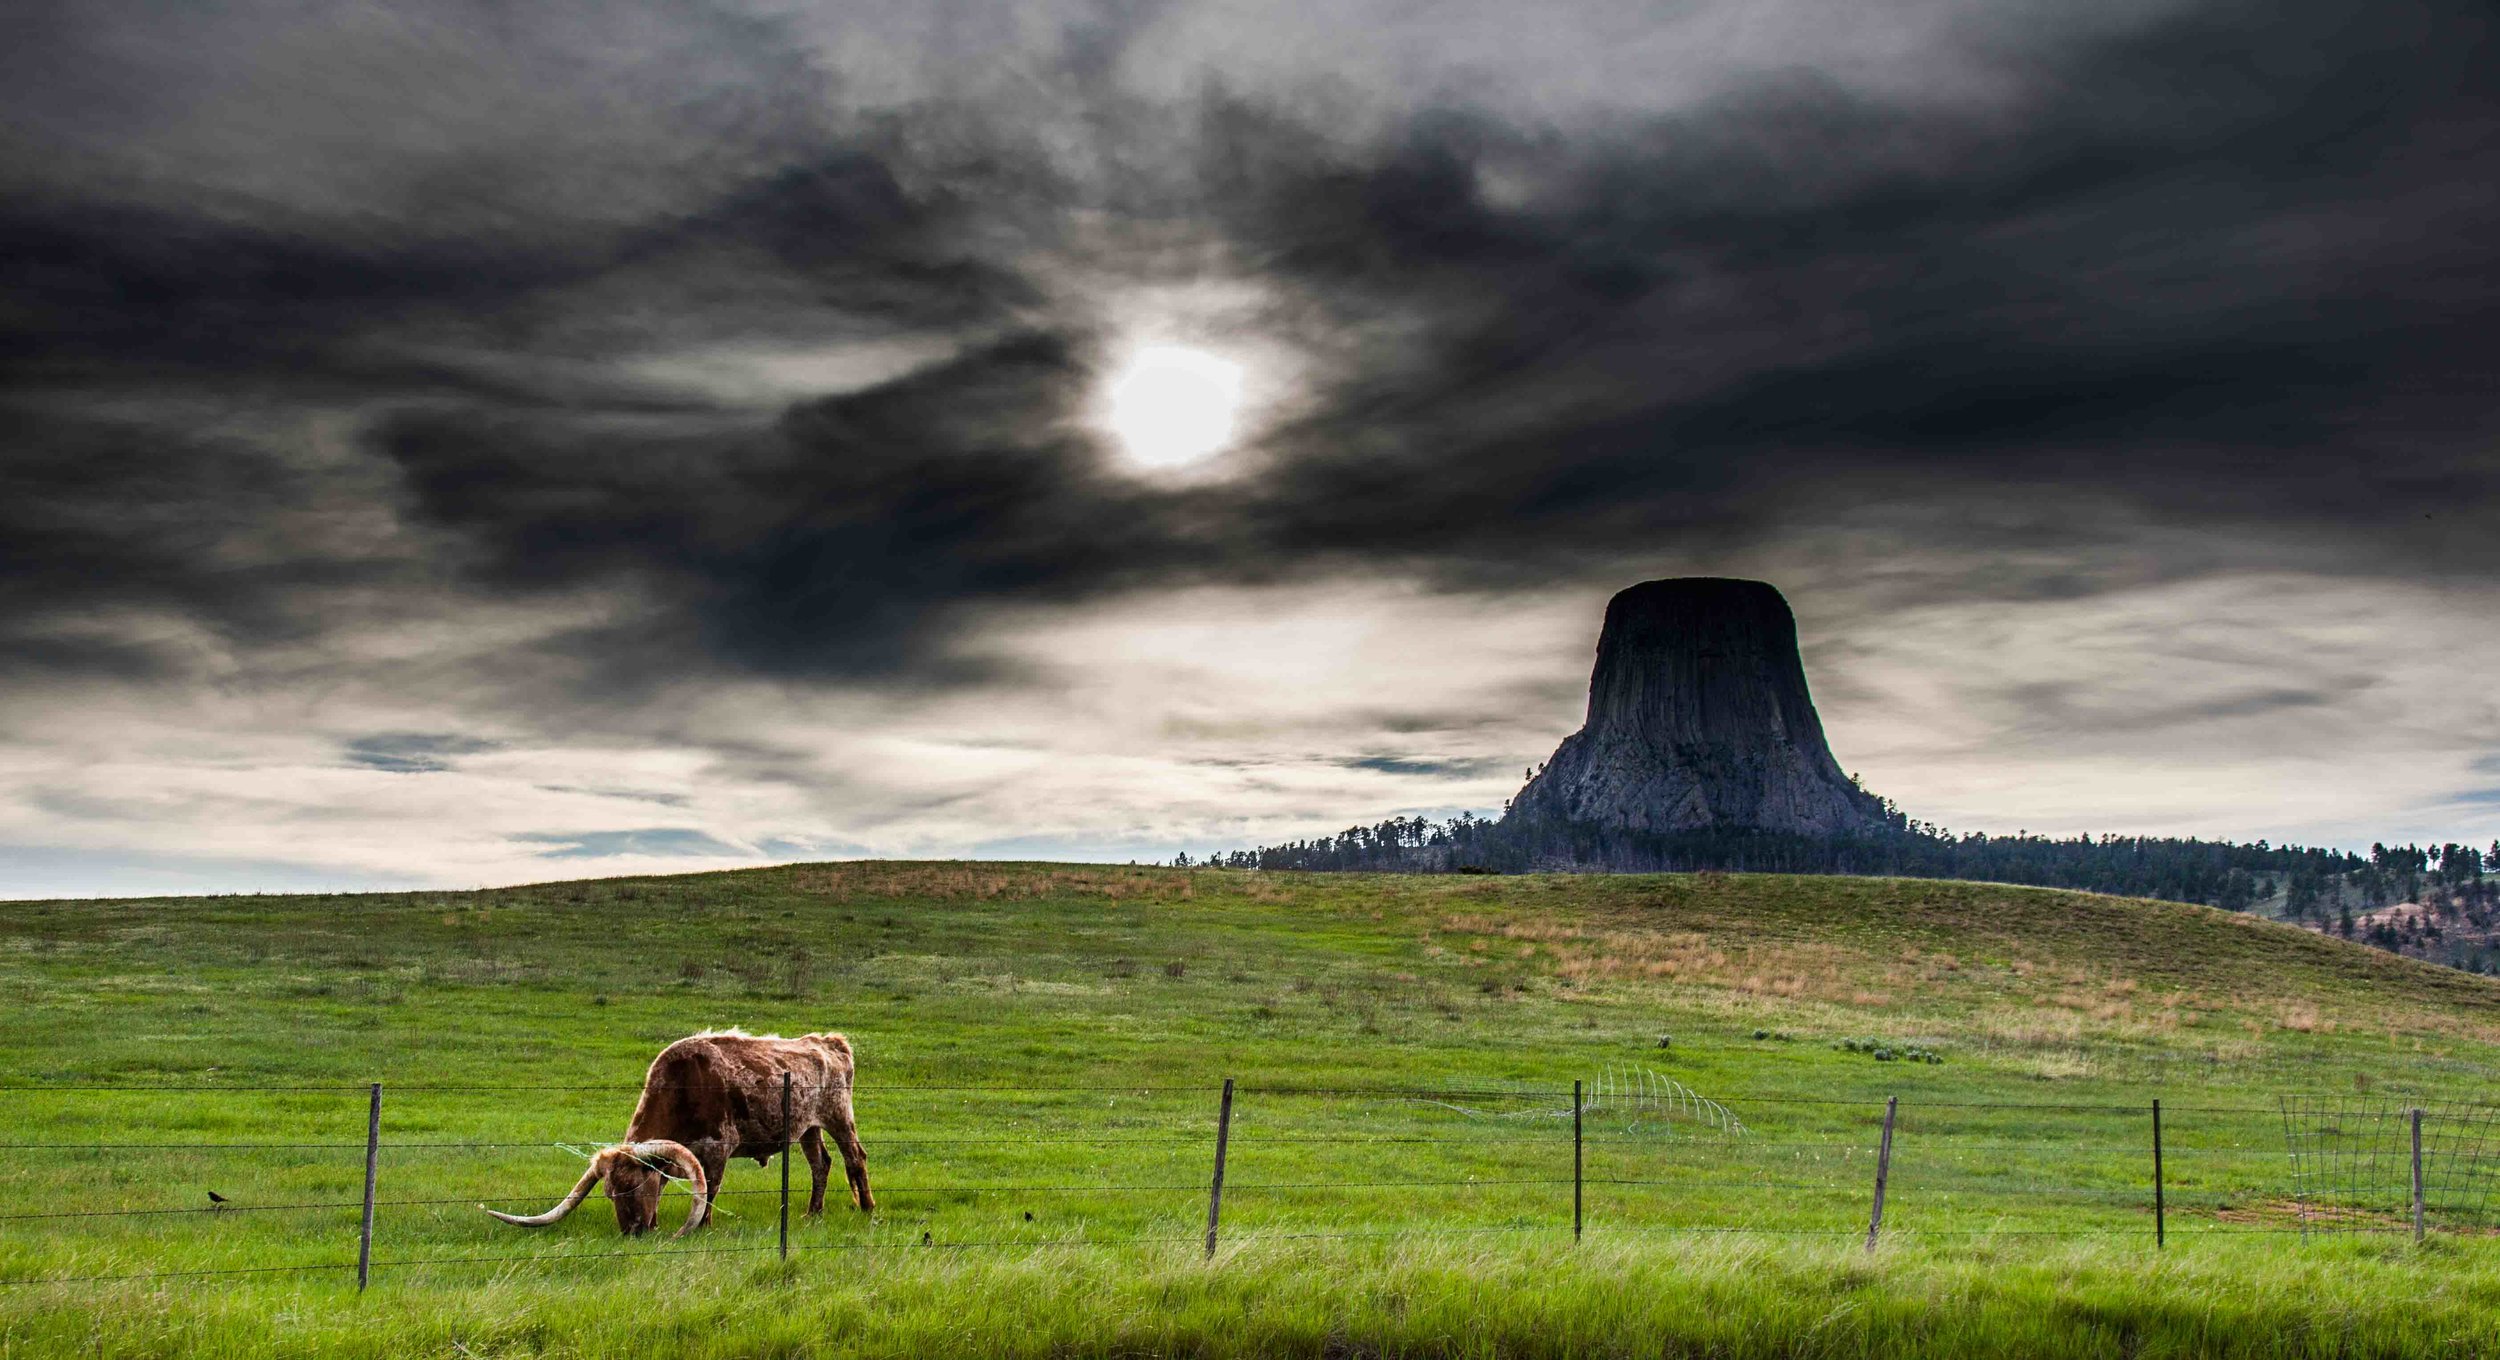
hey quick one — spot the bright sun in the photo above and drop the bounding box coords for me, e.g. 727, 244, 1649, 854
1103, 345, 1245, 469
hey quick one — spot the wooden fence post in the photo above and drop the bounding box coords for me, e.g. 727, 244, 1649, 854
2412, 1107, 2425, 1244
1865, 1096, 1897, 1254
780, 1071, 794, 1263
358, 1082, 381, 1291
1205, 1078, 1234, 1260
1573, 1078, 1584, 1243
2152, 1099, 2165, 1249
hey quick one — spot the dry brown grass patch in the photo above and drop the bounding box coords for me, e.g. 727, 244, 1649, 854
1976, 1010, 2085, 1049
2214, 1198, 2408, 1231
790, 864, 1192, 902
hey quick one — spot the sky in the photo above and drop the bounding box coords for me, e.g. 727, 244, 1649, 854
3, 0, 2497, 897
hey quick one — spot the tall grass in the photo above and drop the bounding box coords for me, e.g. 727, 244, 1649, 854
5, 1233, 2495, 1359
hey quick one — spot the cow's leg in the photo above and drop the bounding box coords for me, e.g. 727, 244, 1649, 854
800, 1127, 833, 1216
692, 1141, 732, 1229
829, 1102, 874, 1212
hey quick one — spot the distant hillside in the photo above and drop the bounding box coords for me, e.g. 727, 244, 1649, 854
2250, 842, 2500, 972
1215, 820, 2500, 971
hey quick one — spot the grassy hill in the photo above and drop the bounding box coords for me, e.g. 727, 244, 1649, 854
6, 864, 2500, 1358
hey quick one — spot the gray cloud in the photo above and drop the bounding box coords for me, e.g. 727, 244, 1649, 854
344, 733, 501, 775
514, 828, 751, 860
12, 1, 2496, 674
1989, 678, 2377, 741
533, 785, 693, 808
1339, 755, 1520, 780
1, 0, 2495, 885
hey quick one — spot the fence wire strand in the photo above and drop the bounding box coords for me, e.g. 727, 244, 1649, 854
0, 1079, 2462, 1290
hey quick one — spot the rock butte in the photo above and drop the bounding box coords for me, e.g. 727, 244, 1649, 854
1507, 578, 1887, 838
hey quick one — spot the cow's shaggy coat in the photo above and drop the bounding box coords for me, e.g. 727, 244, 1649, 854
485, 1029, 872, 1236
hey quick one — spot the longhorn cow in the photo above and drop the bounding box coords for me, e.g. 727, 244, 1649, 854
486, 1029, 873, 1236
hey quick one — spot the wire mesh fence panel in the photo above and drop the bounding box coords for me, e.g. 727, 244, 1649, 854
2278, 1096, 2500, 1234
2417, 1103, 2500, 1230
1580, 1085, 1869, 1241
1218, 1083, 1572, 1238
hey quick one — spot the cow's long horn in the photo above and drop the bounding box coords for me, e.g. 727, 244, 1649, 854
484, 1149, 614, 1226
630, 1140, 710, 1237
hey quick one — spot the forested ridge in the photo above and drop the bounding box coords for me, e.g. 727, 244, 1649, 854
1211, 810, 2500, 970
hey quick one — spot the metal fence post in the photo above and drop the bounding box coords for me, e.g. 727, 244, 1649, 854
1205, 1078, 1234, 1260
780, 1071, 794, 1263
1865, 1095, 1897, 1254
1573, 1078, 1584, 1243
358, 1082, 381, 1291
2152, 1099, 2165, 1249
2412, 1107, 2426, 1244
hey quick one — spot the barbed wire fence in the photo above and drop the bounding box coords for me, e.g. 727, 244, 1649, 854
2, 1076, 2489, 1291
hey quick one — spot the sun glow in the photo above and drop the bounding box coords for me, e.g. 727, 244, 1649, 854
1103, 345, 1245, 469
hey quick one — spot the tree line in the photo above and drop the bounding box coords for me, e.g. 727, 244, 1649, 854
1198, 808, 2498, 923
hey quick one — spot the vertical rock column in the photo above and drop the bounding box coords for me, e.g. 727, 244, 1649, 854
1507, 578, 1886, 837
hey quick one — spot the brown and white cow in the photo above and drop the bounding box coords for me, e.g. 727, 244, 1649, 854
485, 1029, 873, 1236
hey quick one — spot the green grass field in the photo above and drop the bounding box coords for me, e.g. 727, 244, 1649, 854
7, 863, 2500, 1358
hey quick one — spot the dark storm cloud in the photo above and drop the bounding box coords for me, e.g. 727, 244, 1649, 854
0, 403, 390, 681
1212, 1, 2500, 593
373, 331, 1203, 682
0, 150, 1023, 394
2, 0, 2495, 703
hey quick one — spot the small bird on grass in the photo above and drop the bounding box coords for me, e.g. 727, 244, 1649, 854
206, 1191, 229, 1209
1023, 1211, 1033, 1222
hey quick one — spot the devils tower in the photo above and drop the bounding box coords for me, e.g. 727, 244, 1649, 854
1506, 578, 1887, 838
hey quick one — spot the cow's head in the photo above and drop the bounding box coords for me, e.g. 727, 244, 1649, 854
483, 1141, 708, 1237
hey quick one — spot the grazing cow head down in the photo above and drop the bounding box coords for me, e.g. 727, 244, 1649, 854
601, 1146, 692, 1236
485, 1027, 871, 1236
484, 1141, 708, 1238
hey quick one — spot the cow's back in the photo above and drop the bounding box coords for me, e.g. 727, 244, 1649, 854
627, 1030, 855, 1146
626, 1034, 745, 1143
